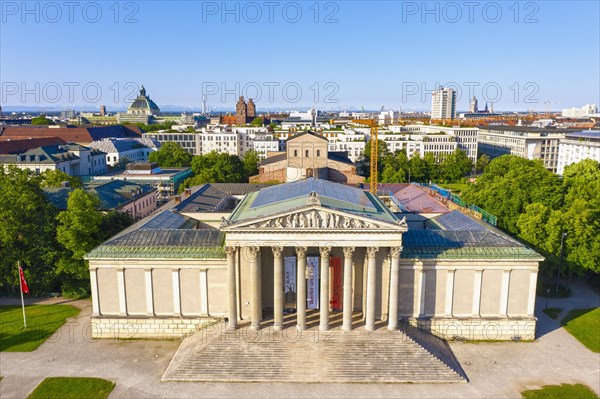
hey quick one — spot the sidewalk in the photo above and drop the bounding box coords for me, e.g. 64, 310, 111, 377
0, 280, 598, 399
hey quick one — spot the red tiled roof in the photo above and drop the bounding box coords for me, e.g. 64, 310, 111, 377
0, 137, 68, 154
0, 124, 142, 144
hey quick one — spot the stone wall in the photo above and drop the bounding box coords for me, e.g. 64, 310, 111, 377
406, 316, 537, 341
91, 316, 220, 339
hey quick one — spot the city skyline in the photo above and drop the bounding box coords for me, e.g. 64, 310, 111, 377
1, 1, 599, 110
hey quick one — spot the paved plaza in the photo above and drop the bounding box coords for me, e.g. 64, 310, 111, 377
0, 279, 598, 398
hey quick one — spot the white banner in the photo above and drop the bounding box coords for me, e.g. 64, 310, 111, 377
307, 256, 319, 309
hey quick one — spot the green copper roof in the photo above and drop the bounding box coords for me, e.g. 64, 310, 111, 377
86, 229, 225, 259
228, 178, 398, 224
401, 230, 542, 261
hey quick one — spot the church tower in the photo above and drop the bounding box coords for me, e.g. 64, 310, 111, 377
247, 98, 256, 119
236, 96, 248, 126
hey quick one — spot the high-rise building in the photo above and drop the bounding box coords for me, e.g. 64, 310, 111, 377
431, 87, 456, 120
469, 96, 478, 113
99, 106, 107, 116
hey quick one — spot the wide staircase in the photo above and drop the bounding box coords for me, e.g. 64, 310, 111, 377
163, 311, 466, 383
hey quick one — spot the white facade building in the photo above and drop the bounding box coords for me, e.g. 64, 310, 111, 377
556, 131, 600, 175
561, 104, 598, 118
89, 137, 159, 167
431, 87, 456, 120
398, 125, 479, 163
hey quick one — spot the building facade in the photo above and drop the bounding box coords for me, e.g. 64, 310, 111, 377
251, 132, 363, 184
89, 137, 159, 167
556, 131, 600, 174
478, 126, 580, 173
431, 87, 456, 120
86, 178, 542, 341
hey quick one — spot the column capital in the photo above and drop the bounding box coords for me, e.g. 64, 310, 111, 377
296, 246, 307, 257
343, 246, 355, 257
319, 246, 332, 257
247, 245, 260, 259
225, 246, 237, 256
271, 245, 283, 257
366, 246, 379, 257
389, 246, 403, 258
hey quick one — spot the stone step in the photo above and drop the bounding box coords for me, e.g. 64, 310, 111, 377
163, 321, 466, 383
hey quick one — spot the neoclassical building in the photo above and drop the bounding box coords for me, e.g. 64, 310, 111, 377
86, 179, 542, 341
251, 131, 364, 184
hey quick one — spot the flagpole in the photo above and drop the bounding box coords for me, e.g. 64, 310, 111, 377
18, 261, 27, 329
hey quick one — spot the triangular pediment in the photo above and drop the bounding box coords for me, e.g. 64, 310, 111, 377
221, 206, 407, 232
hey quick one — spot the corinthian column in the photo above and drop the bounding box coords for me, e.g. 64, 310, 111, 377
342, 247, 355, 331
272, 246, 284, 331
248, 245, 261, 330
225, 246, 237, 330
319, 246, 331, 331
365, 247, 379, 331
388, 247, 402, 330
296, 246, 307, 330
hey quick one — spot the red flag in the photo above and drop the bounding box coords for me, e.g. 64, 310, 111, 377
19, 266, 29, 294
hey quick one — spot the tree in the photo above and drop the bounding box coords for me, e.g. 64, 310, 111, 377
0, 166, 60, 294
517, 202, 552, 250
148, 142, 192, 167
424, 152, 441, 182
363, 139, 389, 178
475, 154, 490, 174
462, 155, 563, 234
242, 150, 261, 179
250, 117, 264, 127
441, 149, 473, 182
40, 170, 83, 189
100, 211, 134, 239
31, 115, 55, 125
380, 150, 409, 183
180, 152, 246, 189
56, 189, 103, 262
409, 153, 428, 183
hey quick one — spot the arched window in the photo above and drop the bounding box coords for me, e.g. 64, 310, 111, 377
316, 150, 321, 157
305, 150, 309, 157
294, 150, 298, 157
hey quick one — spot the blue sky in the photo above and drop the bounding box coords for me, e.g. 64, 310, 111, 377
1, 0, 599, 111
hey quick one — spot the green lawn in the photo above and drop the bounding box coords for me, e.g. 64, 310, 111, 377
561, 308, 600, 352
27, 377, 115, 399
521, 383, 598, 399
542, 307, 563, 320
0, 305, 80, 352
438, 183, 470, 194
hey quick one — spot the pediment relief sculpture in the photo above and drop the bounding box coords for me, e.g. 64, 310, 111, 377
246, 210, 381, 230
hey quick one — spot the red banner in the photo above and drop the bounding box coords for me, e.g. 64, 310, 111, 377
19, 267, 29, 294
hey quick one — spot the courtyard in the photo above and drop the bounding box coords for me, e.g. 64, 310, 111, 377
0, 277, 598, 398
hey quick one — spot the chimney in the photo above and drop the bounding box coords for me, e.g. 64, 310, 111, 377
184, 188, 192, 196
174, 195, 181, 204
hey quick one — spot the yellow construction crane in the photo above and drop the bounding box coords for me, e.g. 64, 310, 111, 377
353, 118, 379, 194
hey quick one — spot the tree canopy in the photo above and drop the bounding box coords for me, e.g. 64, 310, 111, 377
40, 170, 83, 189
462, 155, 563, 235
180, 151, 246, 189
31, 115, 55, 125
0, 166, 134, 297
250, 117, 264, 127
466, 156, 599, 276
148, 142, 192, 167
